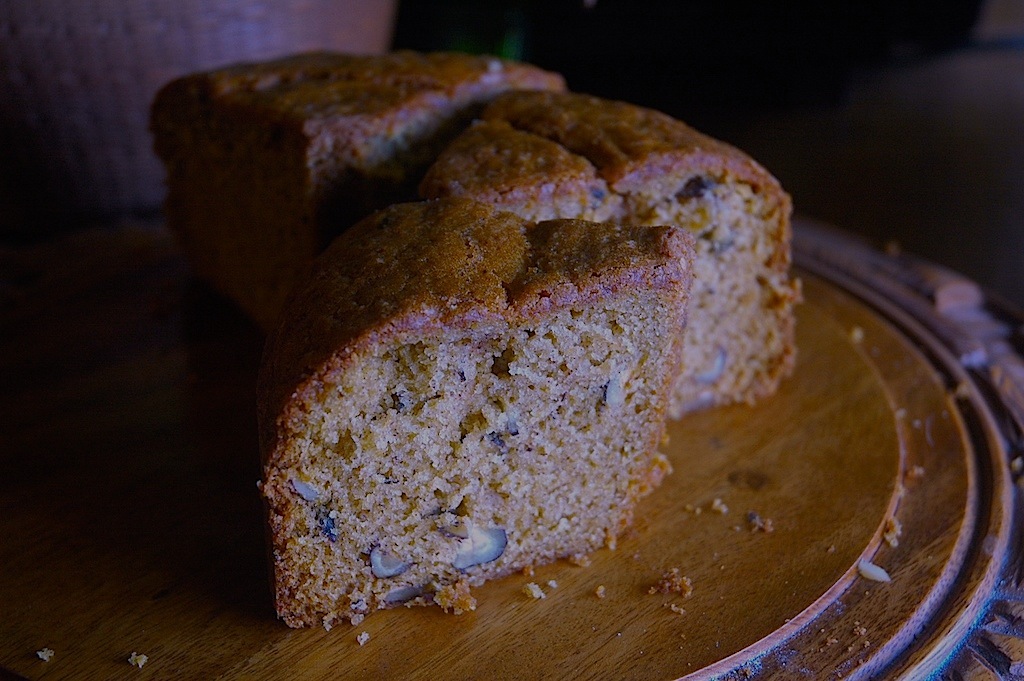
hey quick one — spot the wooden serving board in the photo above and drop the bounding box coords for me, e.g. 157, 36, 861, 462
1, 220, 1021, 680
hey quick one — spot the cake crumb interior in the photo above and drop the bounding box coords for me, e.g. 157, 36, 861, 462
266, 290, 678, 624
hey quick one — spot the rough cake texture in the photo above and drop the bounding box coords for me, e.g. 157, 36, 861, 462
150, 51, 565, 329
258, 198, 694, 627
420, 90, 801, 416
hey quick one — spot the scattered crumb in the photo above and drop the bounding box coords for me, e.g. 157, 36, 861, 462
711, 498, 729, 514
521, 564, 535, 577
857, 559, 892, 583
547, 580, 558, 589
128, 652, 148, 669
568, 553, 592, 568
684, 503, 702, 516
36, 648, 54, 662
665, 603, 687, 615
847, 625, 872, 653
746, 511, 775, 533
433, 579, 477, 614
595, 585, 607, 599
349, 613, 365, 627
883, 517, 902, 547
649, 568, 694, 597
356, 632, 370, 646
850, 326, 865, 344
523, 582, 546, 600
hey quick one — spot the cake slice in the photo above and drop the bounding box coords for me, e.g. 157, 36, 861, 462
150, 51, 565, 329
257, 198, 694, 627
420, 91, 801, 416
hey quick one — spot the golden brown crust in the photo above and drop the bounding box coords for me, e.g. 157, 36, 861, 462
478, 90, 780, 197
511, 217, 694, 319
193, 52, 566, 169
150, 52, 566, 330
202, 51, 564, 105
419, 120, 620, 222
258, 197, 693, 470
156, 51, 565, 131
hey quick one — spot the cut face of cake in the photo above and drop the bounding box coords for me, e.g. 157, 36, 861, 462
150, 51, 565, 329
420, 91, 801, 416
258, 198, 694, 627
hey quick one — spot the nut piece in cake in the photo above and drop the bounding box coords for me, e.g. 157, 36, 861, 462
258, 198, 694, 627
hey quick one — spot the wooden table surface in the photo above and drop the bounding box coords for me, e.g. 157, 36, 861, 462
0, 220, 1021, 679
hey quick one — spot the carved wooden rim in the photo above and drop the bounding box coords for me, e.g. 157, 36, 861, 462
769, 218, 1024, 680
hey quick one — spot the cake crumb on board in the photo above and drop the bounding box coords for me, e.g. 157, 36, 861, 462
128, 652, 148, 669
883, 518, 902, 547
649, 568, 694, 597
523, 582, 546, 600
36, 648, 54, 662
